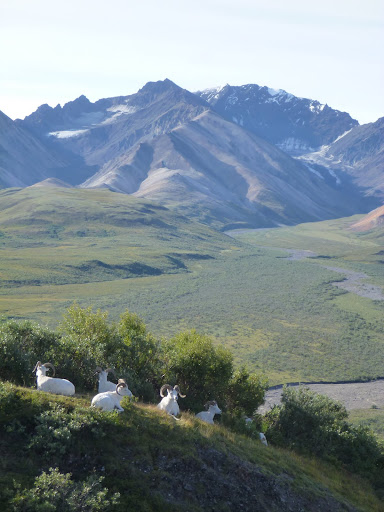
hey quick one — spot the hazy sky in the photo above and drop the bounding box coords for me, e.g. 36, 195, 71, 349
1, 0, 383, 123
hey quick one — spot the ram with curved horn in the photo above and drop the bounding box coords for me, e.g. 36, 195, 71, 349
33, 361, 75, 396
157, 384, 186, 418
91, 379, 133, 412
196, 400, 222, 425
94, 366, 117, 393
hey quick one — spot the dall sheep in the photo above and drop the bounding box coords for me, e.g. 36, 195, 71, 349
91, 379, 133, 412
196, 400, 222, 424
157, 384, 186, 418
244, 417, 268, 446
33, 361, 75, 396
94, 366, 116, 393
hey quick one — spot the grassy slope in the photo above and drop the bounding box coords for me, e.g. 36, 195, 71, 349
0, 382, 382, 512
1, 188, 384, 385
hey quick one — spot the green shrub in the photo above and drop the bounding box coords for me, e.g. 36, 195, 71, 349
225, 367, 268, 416
57, 303, 118, 390
264, 387, 384, 479
11, 467, 120, 512
0, 321, 59, 386
29, 405, 106, 461
116, 310, 161, 401
161, 330, 234, 412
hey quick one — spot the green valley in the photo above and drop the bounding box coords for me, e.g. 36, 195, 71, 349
1, 187, 384, 385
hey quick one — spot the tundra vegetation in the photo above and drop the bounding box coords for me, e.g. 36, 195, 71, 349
1, 188, 384, 386
1, 304, 384, 511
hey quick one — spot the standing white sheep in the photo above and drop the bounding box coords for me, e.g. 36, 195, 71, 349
33, 361, 75, 396
196, 401, 222, 424
157, 384, 186, 418
94, 367, 116, 393
91, 379, 133, 412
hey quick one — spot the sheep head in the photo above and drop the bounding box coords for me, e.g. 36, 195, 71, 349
205, 400, 222, 415
160, 384, 186, 400
116, 379, 132, 397
33, 361, 55, 376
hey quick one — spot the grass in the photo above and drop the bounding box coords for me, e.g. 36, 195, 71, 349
0, 381, 382, 512
1, 188, 384, 386
349, 408, 384, 440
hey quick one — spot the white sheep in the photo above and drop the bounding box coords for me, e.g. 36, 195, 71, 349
244, 417, 268, 446
157, 384, 186, 418
91, 379, 133, 412
196, 400, 222, 424
94, 366, 117, 393
33, 361, 75, 396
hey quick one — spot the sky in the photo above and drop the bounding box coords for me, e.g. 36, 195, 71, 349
1, 0, 383, 124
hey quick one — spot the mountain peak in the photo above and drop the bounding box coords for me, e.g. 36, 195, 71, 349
138, 78, 180, 94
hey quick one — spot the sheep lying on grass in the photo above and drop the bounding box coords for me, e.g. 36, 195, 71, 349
157, 384, 186, 419
196, 400, 222, 424
33, 361, 75, 396
91, 379, 132, 412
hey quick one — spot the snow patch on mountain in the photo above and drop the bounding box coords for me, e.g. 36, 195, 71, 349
276, 138, 314, 154
49, 129, 90, 139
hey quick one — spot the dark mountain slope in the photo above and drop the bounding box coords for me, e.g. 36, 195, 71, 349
197, 84, 358, 154
0, 111, 68, 188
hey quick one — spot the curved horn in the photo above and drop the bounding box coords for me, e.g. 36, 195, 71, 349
174, 385, 186, 398
94, 366, 103, 374
160, 384, 173, 397
205, 400, 217, 409
116, 380, 127, 395
105, 368, 116, 377
32, 361, 42, 373
42, 362, 55, 376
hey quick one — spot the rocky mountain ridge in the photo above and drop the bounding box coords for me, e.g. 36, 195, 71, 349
1, 79, 382, 228
196, 83, 358, 155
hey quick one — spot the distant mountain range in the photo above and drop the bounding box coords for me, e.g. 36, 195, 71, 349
1, 79, 382, 229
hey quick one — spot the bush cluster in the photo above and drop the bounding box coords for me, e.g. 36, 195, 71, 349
11, 467, 120, 512
264, 386, 384, 481
0, 304, 268, 417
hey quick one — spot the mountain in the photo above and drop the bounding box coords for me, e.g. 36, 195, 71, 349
82, 107, 375, 229
300, 117, 384, 199
13, 79, 377, 229
20, 79, 209, 169
196, 84, 358, 155
0, 110, 68, 188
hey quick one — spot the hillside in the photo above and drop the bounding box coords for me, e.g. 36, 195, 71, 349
0, 382, 382, 512
350, 205, 384, 232
0, 186, 234, 288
